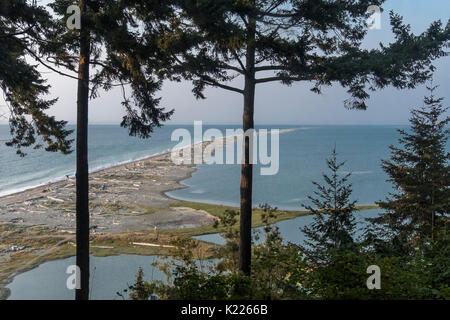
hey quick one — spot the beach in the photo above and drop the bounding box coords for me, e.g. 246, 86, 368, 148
0, 135, 313, 299
0, 126, 384, 299
0, 147, 216, 233
0, 141, 219, 299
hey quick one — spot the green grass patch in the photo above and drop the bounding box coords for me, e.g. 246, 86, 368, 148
164, 201, 379, 238
164, 201, 308, 237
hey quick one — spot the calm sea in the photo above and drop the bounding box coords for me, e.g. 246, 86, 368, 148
4, 124, 439, 300
0, 124, 403, 207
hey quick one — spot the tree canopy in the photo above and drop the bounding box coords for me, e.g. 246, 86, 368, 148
134, 0, 450, 274
138, 0, 450, 108
44, 0, 174, 137
0, 0, 72, 156
370, 85, 450, 255
301, 148, 358, 265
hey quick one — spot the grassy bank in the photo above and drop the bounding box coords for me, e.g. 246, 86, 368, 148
0, 200, 379, 299
165, 201, 378, 237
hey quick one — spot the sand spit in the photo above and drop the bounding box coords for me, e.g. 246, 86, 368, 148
0, 127, 306, 233
0, 143, 218, 234
0, 127, 307, 299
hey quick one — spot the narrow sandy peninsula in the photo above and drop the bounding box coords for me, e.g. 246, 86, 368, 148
0, 127, 308, 233
0, 128, 375, 299
0, 149, 214, 234
0, 139, 223, 298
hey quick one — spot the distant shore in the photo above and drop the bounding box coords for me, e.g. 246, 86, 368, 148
0, 140, 214, 300
0, 142, 216, 233
0, 126, 309, 199
0, 126, 310, 215
0, 128, 378, 299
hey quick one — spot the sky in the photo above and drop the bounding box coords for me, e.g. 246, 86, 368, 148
1, 0, 450, 125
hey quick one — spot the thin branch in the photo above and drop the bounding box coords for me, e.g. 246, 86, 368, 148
119, 80, 128, 102
257, 11, 298, 19
255, 56, 269, 65
219, 62, 245, 75
23, 44, 132, 87
172, 54, 244, 94
22, 46, 80, 81
255, 76, 307, 84
0, 23, 37, 38
203, 79, 244, 94
255, 65, 287, 72
263, 0, 286, 16
231, 50, 247, 74
239, 13, 249, 28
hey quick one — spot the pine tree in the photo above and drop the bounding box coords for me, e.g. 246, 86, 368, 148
0, 0, 73, 156
138, 0, 450, 274
300, 148, 357, 265
36, 0, 173, 299
370, 85, 450, 255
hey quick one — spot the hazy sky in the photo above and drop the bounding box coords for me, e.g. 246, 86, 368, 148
1, 0, 449, 125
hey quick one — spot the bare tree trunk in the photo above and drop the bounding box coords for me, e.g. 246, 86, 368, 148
75, 0, 91, 301
239, 18, 256, 276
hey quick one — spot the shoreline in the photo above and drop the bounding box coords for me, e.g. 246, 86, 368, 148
0, 126, 309, 208
0, 148, 176, 199
0, 202, 379, 300
0, 141, 212, 300
0, 126, 308, 199
0, 129, 379, 299
0, 144, 210, 231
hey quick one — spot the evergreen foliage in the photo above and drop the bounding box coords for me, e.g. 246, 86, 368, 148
0, 0, 72, 156
301, 148, 358, 265
136, 0, 450, 274
45, 0, 174, 136
370, 85, 450, 255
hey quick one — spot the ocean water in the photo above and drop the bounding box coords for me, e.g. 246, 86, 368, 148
3, 124, 441, 300
1, 124, 403, 208
6, 255, 167, 300
168, 125, 403, 209
0, 124, 183, 197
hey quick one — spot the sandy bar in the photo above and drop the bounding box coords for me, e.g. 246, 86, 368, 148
0, 127, 308, 233
0, 140, 224, 234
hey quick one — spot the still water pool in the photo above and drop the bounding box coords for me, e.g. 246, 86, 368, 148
7, 255, 165, 300
7, 210, 380, 300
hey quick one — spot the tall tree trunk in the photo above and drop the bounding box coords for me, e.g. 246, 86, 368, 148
75, 0, 91, 301
239, 18, 256, 276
